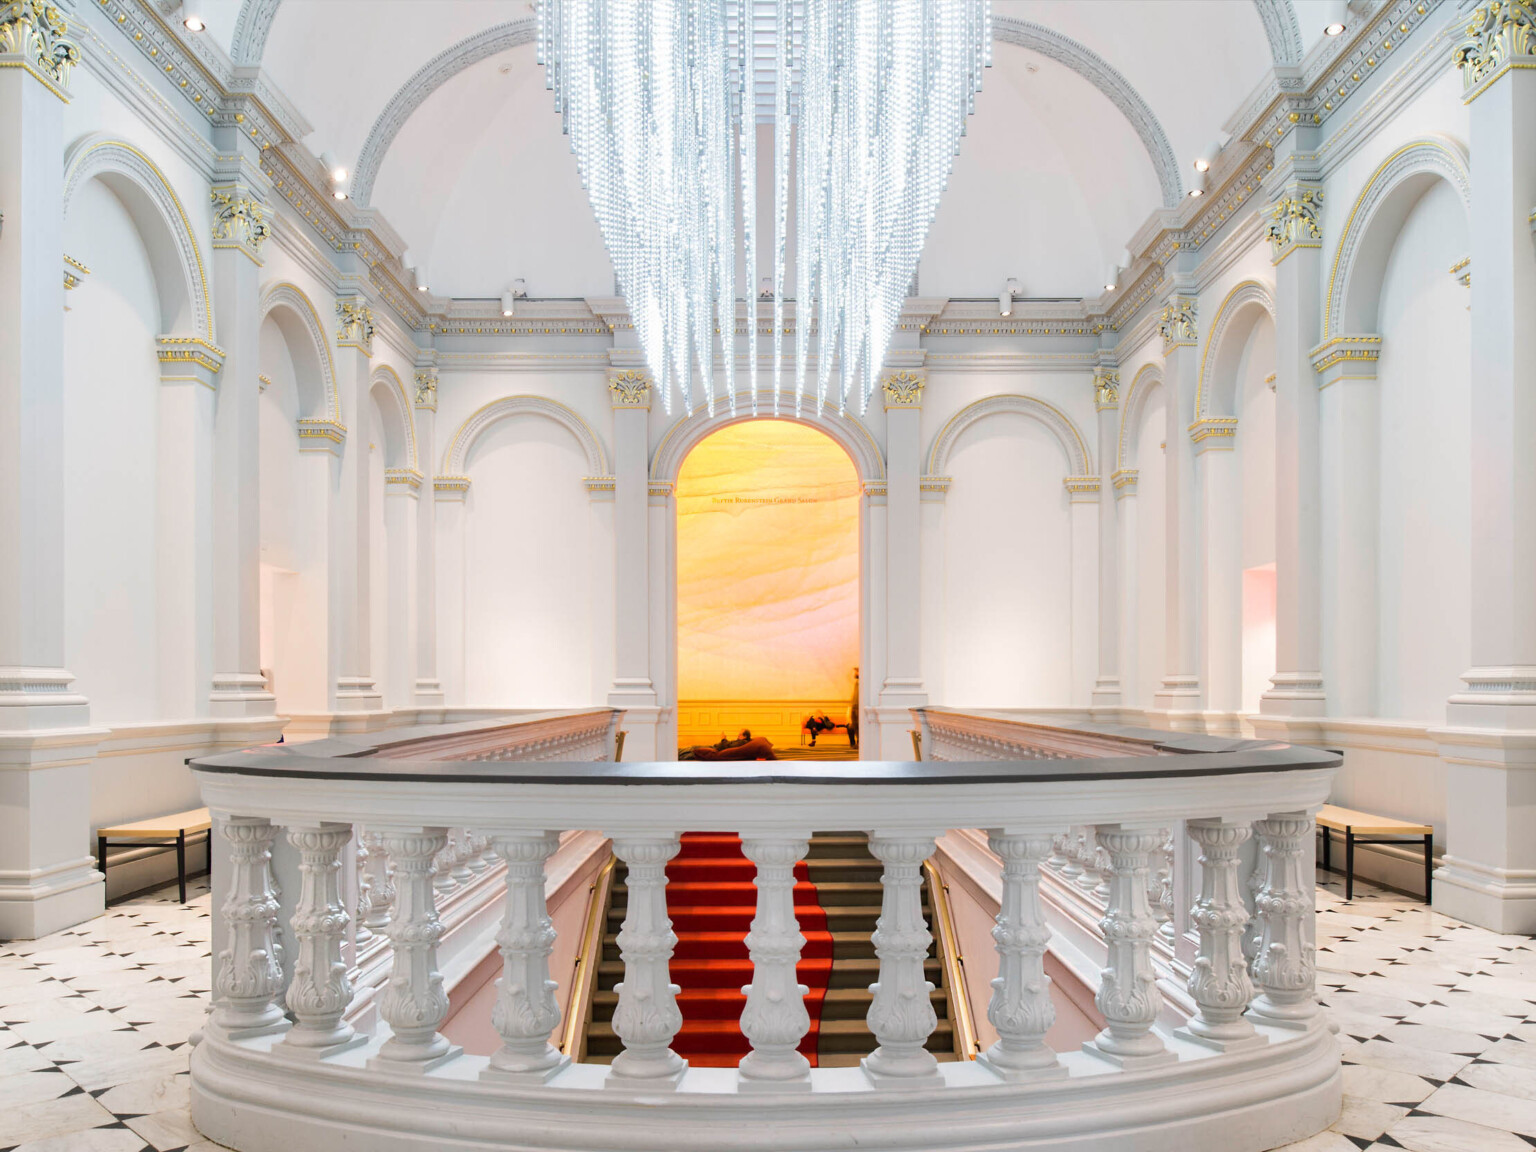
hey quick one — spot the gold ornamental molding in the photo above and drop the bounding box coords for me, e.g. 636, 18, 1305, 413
62, 253, 90, 290
1267, 187, 1324, 265
1093, 368, 1120, 411
1455, 0, 1536, 101
1449, 256, 1471, 287
1111, 468, 1139, 493
413, 368, 438, 411
1310, 334, 1382, 388
297, 418, 347, 454
210, 186, 271, 265
384, 467, 423, 492
434, 474, 471, 501
1063, 475, 1101, 501
1158, 297, 1198, 354
1188, 417, 1239, 448
881, 370, 926, 409
583, 476, 617, 500
336, 297, 375, 357
0, 0, 79, 101
155, 335, 225, 388
608, 369, 652, 409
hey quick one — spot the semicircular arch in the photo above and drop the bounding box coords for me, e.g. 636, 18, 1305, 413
62, 134, 214, 343
927, 394, 1092, 480
369, 364, 419, 472
1196, 279, 1276, 421
259, 282, 340, 423
1117, 362, 1165, 473
652, 394, 885, 486
443, 394, 610, 483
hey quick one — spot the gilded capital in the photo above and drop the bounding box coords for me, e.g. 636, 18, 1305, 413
608, 369, 651, 409
336, 297, 375, 356
1158, 297, 1198, 354
0, 1, 79, 101
413, 368, 438, 411
1093, 368, 1120, 410
210, 187, 271, 264
1267, 188, 1323, 264
1454, 0, 1536, 100
881, 370, 925, 409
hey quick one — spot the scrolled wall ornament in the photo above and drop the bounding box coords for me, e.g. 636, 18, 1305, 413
336, 298, 375, 356
210, 187, 271, 261
1454, 0, 1536, 97
1158, 297, 1198, 354
413, 368, 438, 410
0, 0, 80, 99
608, 370, 652, 409
881, 371, 926, 410
1267, 189, 1324, 264
1093, 369, 1120, 410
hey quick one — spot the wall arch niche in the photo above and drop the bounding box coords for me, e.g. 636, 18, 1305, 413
1117, 366, 1168, 710
367, 368, 417, 710
257, 285, 336, 718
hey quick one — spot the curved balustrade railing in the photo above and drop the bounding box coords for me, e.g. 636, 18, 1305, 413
188, 716, 1341, 1152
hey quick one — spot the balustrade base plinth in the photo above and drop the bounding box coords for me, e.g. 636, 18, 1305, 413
274, 1031, 368, 1061
367, 1038, 465, 1075
1174, 1024, 1270, 1054
1246, 999, 1323, 1031
1082, 1036, 1179, 1071
208, 1017, 290, 1044
976, 1051, 1069, 1082
481, 1055, 570, 1086
603, 1062, 688, 1092
860, 1056, 945, 1090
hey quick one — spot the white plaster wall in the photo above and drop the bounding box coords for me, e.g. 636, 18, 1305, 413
462, 414, 599, 707
1374, 180, 1470, 724
940, 413, 1074, 707
62, 177, 163, 726
1132, 385, 1168, 709
367, 397, 390, 705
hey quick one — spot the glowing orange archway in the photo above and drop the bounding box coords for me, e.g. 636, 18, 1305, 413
675, 420, 860, 746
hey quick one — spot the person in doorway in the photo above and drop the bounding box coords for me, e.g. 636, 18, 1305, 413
848, 667, 860, 750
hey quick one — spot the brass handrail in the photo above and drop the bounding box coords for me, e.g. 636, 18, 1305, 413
924, 858, 980, 1060
559, 853, 615, 1062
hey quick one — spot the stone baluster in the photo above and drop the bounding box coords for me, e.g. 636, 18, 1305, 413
1057, 828, 1084, 884
1092, 846, 1113, 902
372, 828, 462, 1069
1177, 820, 1264, 1052
1075, 828, 1100, 893
1084, 825, 1174, 1068
482, 832, 566, 1081
362, 831, 396, 934
450, 829, 475, 885
1156, 830, 1177, 943
608, 836, 687, 1084
738, 834, 813, 1086
1248, 815, 1319, 1029
467, 832, 493, 873
354, 839, 373, 945
213, 817, 289, 1038
979, 832, 1065, 1081
1242, 858, 1265, 963
282, 824, 363, 1054
433, 837, 458, 896
863, 833, 942, 1087
1047, 833, 1070, 870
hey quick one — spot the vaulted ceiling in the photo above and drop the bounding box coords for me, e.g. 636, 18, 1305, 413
187, 0, 1347, 303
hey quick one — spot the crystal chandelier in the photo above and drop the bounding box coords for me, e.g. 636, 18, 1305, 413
539, 0, 989, 416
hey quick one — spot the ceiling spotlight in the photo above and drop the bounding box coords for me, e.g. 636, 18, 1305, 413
501, 291, 515, 317
319, 152, 347, 183
999, 278, 1023, 317
181, 0, 205, 31
1324, 21, 1346, 35
1188, 168, 1208, 198
414, 265, 428, 293
1104, 264, 1120, 293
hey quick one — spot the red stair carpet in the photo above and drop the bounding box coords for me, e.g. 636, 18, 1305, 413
664, 832, 833, 1067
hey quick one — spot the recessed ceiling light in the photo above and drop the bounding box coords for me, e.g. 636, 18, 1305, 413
332, 189, 347, 200
1324, 21, 1346, 35
1193, 157, 1211, 173
183, 15, 204, 31
182, 0, 204, 31
1188, 187, 1204, 198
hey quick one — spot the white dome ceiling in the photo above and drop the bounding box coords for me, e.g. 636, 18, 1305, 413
210, 0, 1335, 302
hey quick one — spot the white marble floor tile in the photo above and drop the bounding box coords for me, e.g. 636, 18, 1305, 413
1340, 1063, 1436, 1106
0, 1093, 120, 1148
1480, 1038, 1536, 1071
0, 1067, 78, 1108
1417, 1082, 1536, 1137
1453, 1060, 1536, 1103
1331, 1094, 1409, 1141
1377, 1112, 1536, 1152
1374, 1022, 1498, 1056
1343, 1038, 1472, 1082
1403, 1003, 1528, 1039
126, 1106, 202, 1150
5, 1126, 159, 1152
0, 1041, 57, 1078
91, 1070, 190, 1120
1272, 1131, 1362, 1151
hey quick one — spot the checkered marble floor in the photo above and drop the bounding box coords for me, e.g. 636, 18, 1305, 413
1, 872, 1533, 1152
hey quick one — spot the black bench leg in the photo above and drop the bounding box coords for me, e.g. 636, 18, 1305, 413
97, 836, 108, 906
1424, 833, 1434, 904
1345, 828, 1355, 901
1322, 826, 1331, 874
177, 830, 187, 904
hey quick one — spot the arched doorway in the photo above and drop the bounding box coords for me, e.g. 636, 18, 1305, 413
673, 420, 862, 758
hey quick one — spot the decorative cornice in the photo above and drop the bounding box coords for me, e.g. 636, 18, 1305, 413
0, 0, 80, 101
919, 475, 952, 502
62, 253, 90, 290
1158, 297, 1198, 354
296, 418, 346, 452
608, 369, 652, 409
862, 481, 888, 500
434, 474, 471, 500
1309, 334, 1382, 386
1093, 368, 1120, 411
1111, 468, 1139, 496
413, 367, 438, 411
1449, 256, 1471, 287
648, 481, 675, 499
583, 476, 616, 499
1063, 475, 1101, 500
155, 334, 225, 386
258, 373, 272, 393
210, 185, 270, 265
336, 297, 375, 356
1267, 187, 1324, 264
1455, 0, 1536, 101
384, 467, 423, 491
1188, 417, 1239, 446
881, 371, 926, 409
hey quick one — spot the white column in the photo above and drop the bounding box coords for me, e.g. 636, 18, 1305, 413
1194, 425, 1242, 719
482, 832, 566, 1081
212, 817, 288, 1038
329, 294, 380, 715
863, 832, 942, 1086
1113, 472, 1140, 706
1068, 480, 1100, 708
208, 149, 277, 719
1314, 339, 1381, 717
412, 368, 444, 709
979, 831, 1065, 1081
371, 827, 461, 1068
1248, 814, 1319, 1029
608, 835, 686, 1084
382, 477, 419, 711
1437, 17, 1536, 933
0, 17, 103, 939
1093, 370, 1122, 708
876, 374, 928, 757
919, 481, 947, 707
434, 483, 467, 705
608, 371, 659, 758
738, 833, 813, 1086
1262, 163, 1327, 718
1154, 296, 1203, 725
281, 823, 362, 1054
1177, 819, 1263, 1051
1084, 825, 1174, 1068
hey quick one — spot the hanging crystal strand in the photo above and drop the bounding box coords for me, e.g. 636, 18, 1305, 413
771, 0, 792, 416
737, 0, 756, 418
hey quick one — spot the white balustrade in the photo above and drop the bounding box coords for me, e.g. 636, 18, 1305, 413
353, 838, 373, 946
188, 712, 1341, 1152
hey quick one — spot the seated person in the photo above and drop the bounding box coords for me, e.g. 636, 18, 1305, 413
804, 712, 838, 746
680, 729, 778, 761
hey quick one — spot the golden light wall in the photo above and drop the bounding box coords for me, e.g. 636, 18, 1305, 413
676, 420, 859, 706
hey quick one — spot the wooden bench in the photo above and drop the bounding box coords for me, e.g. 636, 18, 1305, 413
1316, 804, 1433, 903
96, 807, 211, 904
